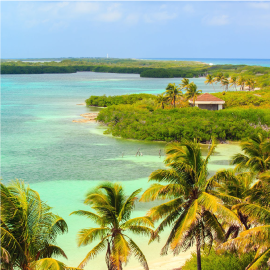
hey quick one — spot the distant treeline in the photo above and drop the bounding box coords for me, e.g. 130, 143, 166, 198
1, 64, 205, 78
1, 65, 77, 74
86, 94, 157, 107
2, 58, 270, 87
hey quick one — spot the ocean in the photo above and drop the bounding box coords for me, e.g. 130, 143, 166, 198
1, 72, 241, 269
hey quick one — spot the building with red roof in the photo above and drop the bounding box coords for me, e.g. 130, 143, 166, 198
189, 93, 225, 110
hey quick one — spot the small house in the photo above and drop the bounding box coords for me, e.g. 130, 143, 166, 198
189, 93, 225, 111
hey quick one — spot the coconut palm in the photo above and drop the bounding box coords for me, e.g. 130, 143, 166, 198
180, 78, 190, 90
71, 182, 154, 270
214, 73, 224, 85
213, 170, 255, 235
220, 78, 229, 91
165, 83, 182, 108
205, 74, 216, 92
140, 141, 240, 270
232, 133, 270, 175
219, 202, 270, 270
229, 76, 238, 91
237, 76, 246, 91
185, 82, 202, 106
245, 78, 256, 91
1, 180, 70, 270
157, 93, 169, 109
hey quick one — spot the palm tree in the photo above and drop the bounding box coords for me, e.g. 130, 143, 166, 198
157, 93, 169, 109
165, 83, 182, 108
140, 141, 240, 270
219, 202, 270, 270
220, 78, 229, 91
245, 78, 256, 91
245, 78, 253, 91
71, 182, 154, 270
237, 76, 246, 91
205, 74, 216, 92
229, 76, 238, 91
185, 82, 202, 106
213, 170, 255, 234
180, 78, 190, 90
232, 133, 270, 175
214, 73, 224, 85
1, 180, 70, 270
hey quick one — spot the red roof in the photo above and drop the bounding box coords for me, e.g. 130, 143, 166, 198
189, 93, 224, 102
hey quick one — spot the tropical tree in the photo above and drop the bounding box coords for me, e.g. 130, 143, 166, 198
180, 78, 190, 90
205, 74, 216, 92
219, 202, 270, 270
245, 78, 256, 91
237, 76, 246, 91
214, 73, 224, 86
232, 133, 270, 175
71, 182, 154, 270
213, 170, 255, 234
229, 76, 238, 91
220, 78, 229, 91
1, 180, 70, 270
165, 83, 182, 108
140, 141, 240, 270
157, 93, 169, 109
185, 82, 202, 106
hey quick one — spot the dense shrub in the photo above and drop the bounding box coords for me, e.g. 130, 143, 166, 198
85, 94, 157, 107
182, 250, 254, 270
97, 105, 270, 142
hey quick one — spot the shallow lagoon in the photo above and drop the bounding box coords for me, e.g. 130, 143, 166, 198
1, 72, 241, 269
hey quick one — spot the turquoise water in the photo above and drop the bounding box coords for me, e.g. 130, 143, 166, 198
1, 72, 241, 269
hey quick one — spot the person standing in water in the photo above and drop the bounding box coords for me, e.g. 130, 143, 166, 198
159, 149, 161, 158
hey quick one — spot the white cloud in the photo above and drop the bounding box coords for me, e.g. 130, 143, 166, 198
203, 15, 230, 26
14, 2, 124, 29
144, 11, 177, 23
125, 14, 140, 25
183, 4, 195, 14
96, 4, 123, 22
248, 2, 270, 9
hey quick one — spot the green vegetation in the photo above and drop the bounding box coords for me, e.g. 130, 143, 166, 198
71, 182, 154, 270
213, 88, 270, 108
1, 135, 270, 270
1, 180, 72, 270
89, 77, 270, 142
2, 58, 270, 87
182, 250, 254, 270
85, 93, 156, 107
97, 106, 270, 142
140, 141, 234, 270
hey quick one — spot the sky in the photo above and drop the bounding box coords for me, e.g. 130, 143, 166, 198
1, 1, 270, 59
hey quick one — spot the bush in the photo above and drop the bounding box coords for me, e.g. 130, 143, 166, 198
182, 250, 254, 270
85, 94, 157, 107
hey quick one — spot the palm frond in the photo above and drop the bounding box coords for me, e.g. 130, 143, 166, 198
198, 192, 241, 226
118, 188, 142, 222
77, 227, 110, 247
78, 238, 108, 269
125, 236, 149, 270
70, 210, 103, 225
121, 217, 154, 228
32, 258, 67, 270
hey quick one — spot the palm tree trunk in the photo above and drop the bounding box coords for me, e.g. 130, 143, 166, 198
196, 239, 202, 270
173, 96, 175, 108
